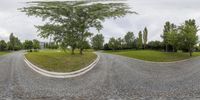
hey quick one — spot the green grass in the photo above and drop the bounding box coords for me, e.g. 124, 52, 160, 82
25, 50, 97, 72
104, 50, 200, 62
0, 52, 9, 56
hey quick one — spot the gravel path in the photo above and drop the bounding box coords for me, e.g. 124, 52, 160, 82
1, 51, 200, 100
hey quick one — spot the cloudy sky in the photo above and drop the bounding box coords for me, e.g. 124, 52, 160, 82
0, 0, 200, 43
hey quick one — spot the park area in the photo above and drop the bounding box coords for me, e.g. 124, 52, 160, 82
105, 50, 200, 62
25, 50, 97, 72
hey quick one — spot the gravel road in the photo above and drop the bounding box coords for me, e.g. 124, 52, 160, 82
1, 51, 200, 100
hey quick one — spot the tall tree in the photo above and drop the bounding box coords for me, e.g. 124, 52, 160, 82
23, 40, 33, 51
179, 19, 199, 56
33, 39, 40, 51
116, 37, 124, 50
91, 34, 104, 50
9, 33, 15, 51
21, 1, 134, 55
161, 22, 171, 52
124, 32, 134, 49
168, 24, 178, 52
108, 37, 117, 51
143, 27, 148, 49
137, 31, 143, 49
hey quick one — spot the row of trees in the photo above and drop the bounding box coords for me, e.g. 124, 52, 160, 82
90, 27, 148, 51
0, 33, 40, 52
161, 19, 199, 56
21, 1, 133, 55
107, 27, 148, 50
91, 19, 199, 56
0, 33, 23, 51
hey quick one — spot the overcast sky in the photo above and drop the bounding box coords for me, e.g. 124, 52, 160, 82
0, 0, 200, 43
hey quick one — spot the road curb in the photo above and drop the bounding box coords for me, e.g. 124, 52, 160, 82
24, 53, 100, 78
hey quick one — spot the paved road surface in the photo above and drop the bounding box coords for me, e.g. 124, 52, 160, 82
1, 51, 200, 100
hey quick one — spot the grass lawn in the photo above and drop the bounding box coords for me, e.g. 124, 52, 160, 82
0, 52, 9, 56
25, 50, 97, 72
105, 50, 200, 62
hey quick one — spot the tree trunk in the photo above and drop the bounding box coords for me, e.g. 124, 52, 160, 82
190, 51, 192, 56
165, 45, 168, 52
80, 48, 83, 55
71, 48, 75, 55
173, 46, 175, 52
189, 46, 192, 56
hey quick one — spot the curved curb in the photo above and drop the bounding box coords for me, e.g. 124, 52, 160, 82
24, 53, 100, 78
103, 53, 200, 64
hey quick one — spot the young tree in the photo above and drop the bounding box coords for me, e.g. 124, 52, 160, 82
0, 40, 7, 51
161, 22, 171, 52
21, 1, 133, 55
91, 34, 104, 50
124, 32, 134, 49
168, 24, 178, 52
33, 39, 40, 51
116, 37, 124, 50
108, 37, 117, 51
137, 31, 143, 49
23, 40, 33, 52
143, 27, 148, 49
9, 33, 15, 51
179, 19, 199, 56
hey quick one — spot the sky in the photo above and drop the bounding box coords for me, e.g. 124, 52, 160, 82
0, 0, 200, 43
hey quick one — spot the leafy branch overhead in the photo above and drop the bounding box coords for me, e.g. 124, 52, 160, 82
20, 1, 134, 54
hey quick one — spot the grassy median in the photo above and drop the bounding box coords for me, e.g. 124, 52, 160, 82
0, 52, 9, 56
105, 50, 200, 62
25, 50, 97, 72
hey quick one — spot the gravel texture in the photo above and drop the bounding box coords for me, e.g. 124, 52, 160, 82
1, 51, 200, 100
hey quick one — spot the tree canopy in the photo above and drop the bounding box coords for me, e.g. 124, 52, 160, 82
20, 1, 133, 55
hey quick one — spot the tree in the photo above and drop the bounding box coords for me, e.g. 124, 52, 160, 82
14, 37, 22, 50
33, 39, 40, 51
116, 37, 124, 50
124, 32, 134, 49
91, 34, 104, 50
0, 40, 7, 51
161, 22, 171, 52
9, 33, 15, 51
179, 19, 199, 56
21, 1, 133, 55
108, 37, 117, 51
147, 41, 163, 50
143, 27, 148, 49
23, 40, 33, 51
137, 31, 143, 49
168, 24, 178, 52
103, 43, 111, 50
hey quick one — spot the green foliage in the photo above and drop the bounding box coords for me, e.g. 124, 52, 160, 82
143, 27, 148, 49
33, 39, 40, 51
91, 34, 104, 50
23, 40, 33, 51
108, 37, 117, 50
0, 40, 7, 51
124, 31, 135, 49
21, 1, 133, 55
8, 33, 22, 51
161, 21, 171, 51
148, 41, 163, 50
179, 19, 199, 56
137, 31, 143, 49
